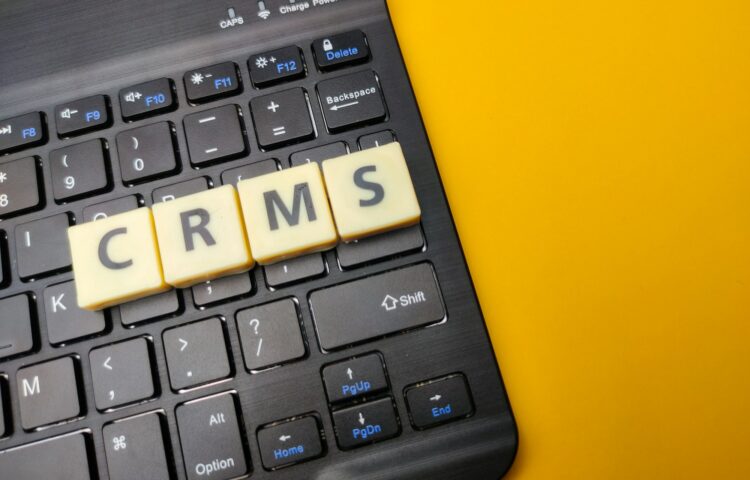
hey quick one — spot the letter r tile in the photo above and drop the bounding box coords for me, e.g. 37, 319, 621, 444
237, 162, 338, 265
322, 142, 421, 241
153, 185, 254, 288
68, 208, 169, 310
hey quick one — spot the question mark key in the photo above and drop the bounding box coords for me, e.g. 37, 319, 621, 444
236, 298, 306, 371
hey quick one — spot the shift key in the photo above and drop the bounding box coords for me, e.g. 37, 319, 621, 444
310, 263, 445, 350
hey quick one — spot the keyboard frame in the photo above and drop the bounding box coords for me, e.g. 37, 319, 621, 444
0, 0, 518, 478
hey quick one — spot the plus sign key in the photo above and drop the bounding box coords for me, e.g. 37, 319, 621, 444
250, 88, 315, 149
0, 156, 42, 219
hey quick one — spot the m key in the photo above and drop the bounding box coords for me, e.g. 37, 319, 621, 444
16, 356, 82, 430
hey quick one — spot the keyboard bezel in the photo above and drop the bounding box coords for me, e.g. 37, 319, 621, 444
0, 1, 518, 478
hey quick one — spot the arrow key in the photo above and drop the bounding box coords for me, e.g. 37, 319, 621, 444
404, 374, 474, 429
90, 337, 156, 410
322, 353, 388, 404
257, 415, 324, 469
332, 397, 400, 450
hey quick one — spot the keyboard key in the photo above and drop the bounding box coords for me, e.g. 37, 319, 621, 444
44, 280, 107, 344
313, 30, 370, 71
0, 294, 34, 360
50, 139, 111, 202
322, 142, 421, 241
332, 397, 399, 450
152, 176, 209, 203
104, 413, 172, 480
15, 212, 72, 280
236, 298, 305, 371
153, 185, 253, 288
83, 195, 140, 222
337, 224, 424, 268
310, 263, 445, 350
221, 158, 278, 185
17, 356, 81, 429
119, 78, 177, 120
176, 392, 247, 480
163, 317, 231, 390
290, 141, 348, 167
0, 431, 95, 479
0, 156, 43, 219
0, 112, 46, 155
116, 122, 179, 184
249, 46, 305, 88
250, 87, 315, 149
323, 353, 388, 403
358, 130, 395, 150
0, 380, 6, 437
318, 70, 386, 132
68, 208, 168, 310
237, 162, 337, 264
264, 253, 325, 288
184, 62, 241, 103
405, 374, 474, 429
192, 272, 253, 307
257, 415, 324, 469
54, 95, 111, 137
90, 337, 155, 410
120, 289, 181, 326
0, 237, 4, 288
183, 105, 247, 166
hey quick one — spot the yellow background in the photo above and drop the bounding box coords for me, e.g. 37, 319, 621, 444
388, 1, 750, 478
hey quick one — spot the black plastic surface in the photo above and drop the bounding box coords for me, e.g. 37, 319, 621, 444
0, 1, 517, 478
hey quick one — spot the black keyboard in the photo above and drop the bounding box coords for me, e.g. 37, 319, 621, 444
0, 1, 517, 479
